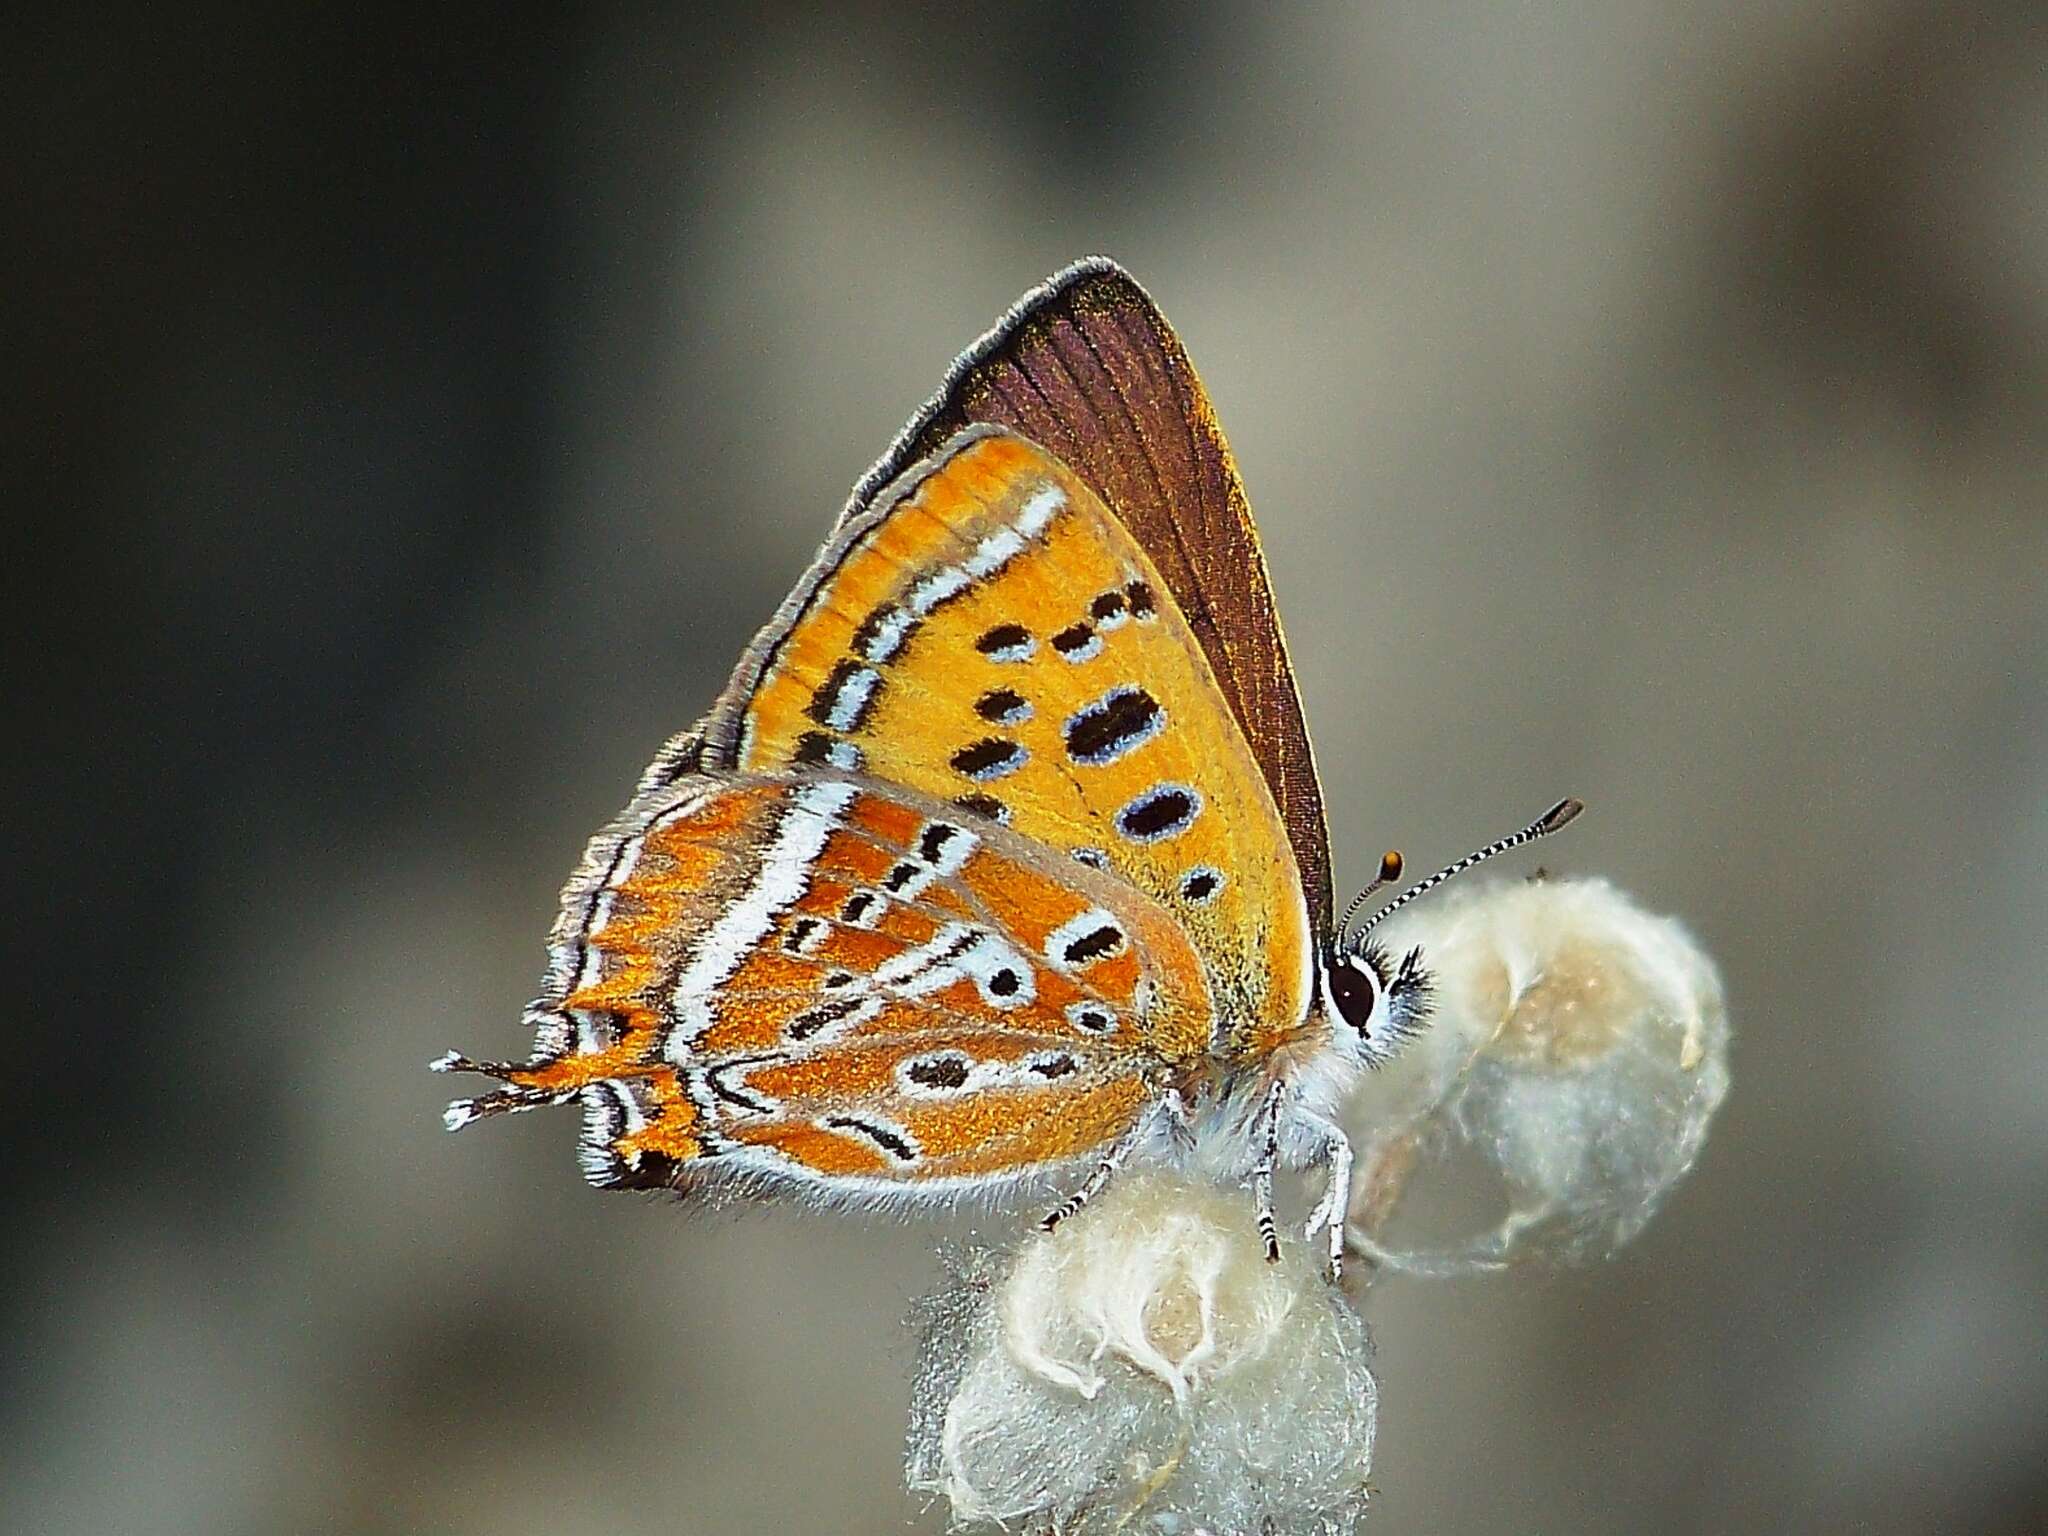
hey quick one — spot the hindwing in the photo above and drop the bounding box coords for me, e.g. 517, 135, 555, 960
443, 773, 1213, 1196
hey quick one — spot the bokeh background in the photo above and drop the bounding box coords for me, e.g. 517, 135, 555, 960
11, 4, 2046, 1532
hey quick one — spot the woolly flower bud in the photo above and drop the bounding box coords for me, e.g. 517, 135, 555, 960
1345, 876, 1729, 1274
907, 1173, 1378, 1535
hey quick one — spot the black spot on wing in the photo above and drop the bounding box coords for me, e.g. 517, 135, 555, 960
951, 737, 1027, 781
1125, 580, 1156, 618
824, 1115, 917, 1162
1061, 923, 1126, 966
918, 821, 963, 864
905, 1055, 970, 1090
929, 928, 980, 966
954, 793, 1009, 824
974, 687, 1031, 724
1066, 1003, 1116, 1033
1116, 785, 1202, 843
976, 623, 1033, 660
1090, 590, 1128, 624
1064, 686, 1164, 765
1051, 622, 1097, 658
1029, 1054, 1078, 1079
787, 997, 863, 1040
805, 658, 880, 731
851, 602, 913, 662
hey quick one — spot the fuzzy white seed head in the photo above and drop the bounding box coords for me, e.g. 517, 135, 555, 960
1344, 876, 1729, 1273
907, 1173, 1378, 1535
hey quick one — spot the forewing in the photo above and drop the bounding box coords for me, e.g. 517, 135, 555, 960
442, 773, 1212, 1198
703, 426, 1313, 1044
843, 259, 1334, 934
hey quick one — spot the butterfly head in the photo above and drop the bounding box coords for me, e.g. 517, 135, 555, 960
1320, 800, 1587, 1069
1320, 936, 1432, 1068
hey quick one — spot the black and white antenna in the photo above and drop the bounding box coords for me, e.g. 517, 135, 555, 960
1343, 798, 1584, 947
1335, 850, 1406, 941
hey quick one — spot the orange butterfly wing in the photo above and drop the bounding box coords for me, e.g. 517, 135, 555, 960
701, 426, 1314, 1055
443, 271, 1333, 1197
444, 772, 1211, 1195
842, 258, 1335, 937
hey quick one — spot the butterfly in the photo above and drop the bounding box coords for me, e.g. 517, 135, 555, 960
436, 257, 1580, 1274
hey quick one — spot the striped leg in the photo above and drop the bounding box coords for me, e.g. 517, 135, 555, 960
1039, 1091, 1187, 1232
1252, 1081, 1286, 1262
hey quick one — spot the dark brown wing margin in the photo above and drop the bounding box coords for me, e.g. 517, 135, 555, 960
839, 257, 1333, 933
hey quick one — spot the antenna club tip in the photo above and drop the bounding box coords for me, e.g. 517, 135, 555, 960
1379, 850, 1404, 881
1540, 798, 1586, 833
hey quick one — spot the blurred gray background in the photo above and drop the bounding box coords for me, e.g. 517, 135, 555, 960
10, 3, 2045, 1532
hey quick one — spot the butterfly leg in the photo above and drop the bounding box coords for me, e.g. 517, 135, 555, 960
1294, 1105, 1357, 1281
1252, 1081, 1287, 1263
1040, 1090, 1189, 1233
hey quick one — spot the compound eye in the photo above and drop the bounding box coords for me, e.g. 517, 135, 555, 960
1326, 953, 1383, 1036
